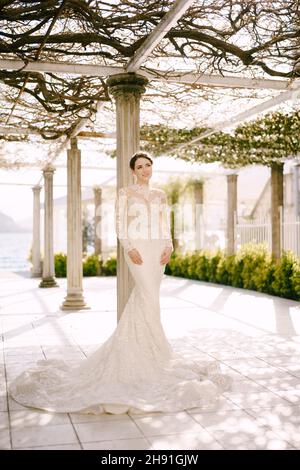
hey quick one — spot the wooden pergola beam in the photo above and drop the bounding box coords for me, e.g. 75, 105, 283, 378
0, 59, 125, 77
0, 59, 294, 90
126, 0, 195, 72
159, 72, 295, 90
0, 127, 115, 139
77, 131, 116, 139
0, 126, 41, 135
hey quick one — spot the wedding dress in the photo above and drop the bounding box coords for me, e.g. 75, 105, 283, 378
9, 183, 231, 414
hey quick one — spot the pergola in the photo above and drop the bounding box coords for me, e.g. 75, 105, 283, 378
0, 0, 299, 318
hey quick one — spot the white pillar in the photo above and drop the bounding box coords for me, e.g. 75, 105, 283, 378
31, 185, 42, 277
293, 164, 300, 218
39, 165, 58, 288
271, 163, 284, 259
93, 186, 102, 258
107, 73, 148, 321
226, 174, 238, 255
194, 181, 204, 250
61, 138, 88, 310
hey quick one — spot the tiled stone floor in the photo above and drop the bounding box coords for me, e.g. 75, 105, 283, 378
1, 271, 300, 450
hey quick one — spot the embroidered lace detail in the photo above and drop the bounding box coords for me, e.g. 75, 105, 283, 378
131, 183, 151, 198
115, 185, 173, 253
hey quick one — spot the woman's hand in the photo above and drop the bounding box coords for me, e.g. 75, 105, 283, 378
128, 248, 143, 265
160, 246, 173, 265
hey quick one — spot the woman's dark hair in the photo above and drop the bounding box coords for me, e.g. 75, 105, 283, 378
129, 152, 153, 170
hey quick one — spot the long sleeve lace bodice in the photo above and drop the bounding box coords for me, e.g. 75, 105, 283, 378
115, 184, 173, 253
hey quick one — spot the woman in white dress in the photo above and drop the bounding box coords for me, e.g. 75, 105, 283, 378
9, 152, 230, 414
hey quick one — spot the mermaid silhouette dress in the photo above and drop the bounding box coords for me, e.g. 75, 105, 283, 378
9, 184, 230, 414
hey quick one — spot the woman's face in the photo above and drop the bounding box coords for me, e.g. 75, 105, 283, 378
133, 157, 153, 184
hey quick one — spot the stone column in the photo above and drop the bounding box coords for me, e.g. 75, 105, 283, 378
39, 165, 58, 287
93, 186, 102, 257
271, 163, 284, 259
31, 185, 42, 277
107, 73, 148, 321
194, 181, 204, 250
294, 164, 300, 218
61, 138, 88, 310
226, 174, 238, 255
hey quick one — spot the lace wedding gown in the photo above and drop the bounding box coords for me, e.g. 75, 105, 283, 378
9, 184, 231, 414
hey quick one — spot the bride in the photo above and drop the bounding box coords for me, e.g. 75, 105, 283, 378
9, 152, 230, 415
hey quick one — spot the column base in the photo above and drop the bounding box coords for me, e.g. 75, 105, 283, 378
31, 270, 42, 278
39, 277, 58, 288
60, 293, 89, 311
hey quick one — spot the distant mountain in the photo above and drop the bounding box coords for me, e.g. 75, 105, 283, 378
17, 217, 33, 232
0, 211, 31, 233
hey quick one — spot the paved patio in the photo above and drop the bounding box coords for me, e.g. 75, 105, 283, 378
0, 271, 300, 450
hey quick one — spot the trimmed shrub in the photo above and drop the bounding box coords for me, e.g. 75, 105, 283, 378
215, 255, 234, 285
272, 251, 299, 300
54, 253, 67, 277
83, 254, 101, 276
176, 253, 191, 278
102, 256, 117, 276
167, 252, 186, 277
239, 244, 272, 291
186, 252, 201, 280
291, 258, 300, 299
193, 251, 210, 281
207, 251, 223, 284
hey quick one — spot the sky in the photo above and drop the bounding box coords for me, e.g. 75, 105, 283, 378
0, 169, 66, 224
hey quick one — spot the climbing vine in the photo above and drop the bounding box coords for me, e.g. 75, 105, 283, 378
140, 111, 300, 168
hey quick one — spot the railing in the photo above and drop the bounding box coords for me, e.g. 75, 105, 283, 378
236, 211, 300, 256
282, 214, 300, 256
236, 216, 271, 251
84, 202, 300, 258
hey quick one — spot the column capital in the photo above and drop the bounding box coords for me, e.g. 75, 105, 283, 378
32, 185, 42, 193
270, 161, 284, 170
70, 137, 78, 150
227, 173, 238, 182
192, 179, 204, 189
43, 163, 55, 176
107, 73, 148, 99
93, 185, 102, 194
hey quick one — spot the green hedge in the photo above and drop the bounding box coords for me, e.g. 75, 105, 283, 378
102, 256, 117, 276
54, 253, 117, 277
166, 244, 300, 301
54, 253, 67, 278
54, 246, 300, 301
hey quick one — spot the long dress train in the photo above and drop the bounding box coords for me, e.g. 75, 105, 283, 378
9, 184, 231, 414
